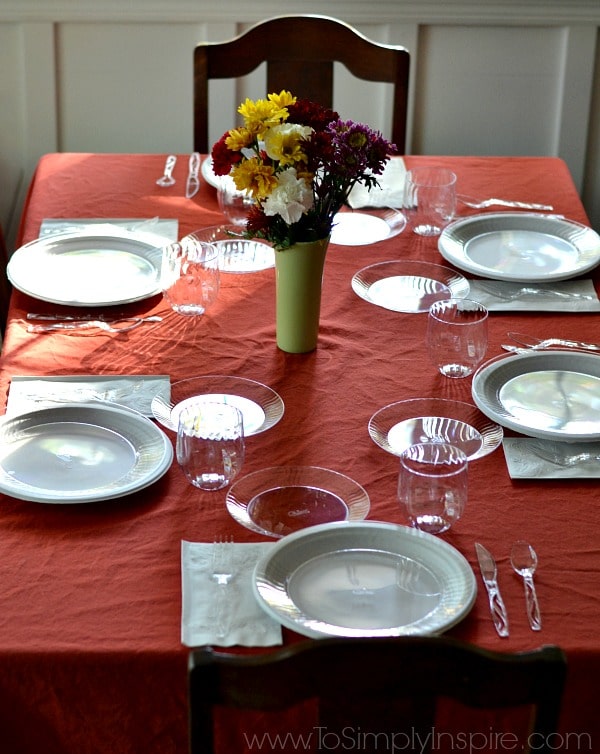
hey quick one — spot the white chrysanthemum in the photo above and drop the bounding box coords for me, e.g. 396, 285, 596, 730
263, 169, 313, 224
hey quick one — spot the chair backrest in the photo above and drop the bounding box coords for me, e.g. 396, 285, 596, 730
193, 14, 410, 153
189, 636, 566, 754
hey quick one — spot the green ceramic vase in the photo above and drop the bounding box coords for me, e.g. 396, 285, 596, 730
274, 236, 330, 353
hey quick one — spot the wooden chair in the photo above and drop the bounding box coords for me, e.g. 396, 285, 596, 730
189, 637, 566, 754
193, 14, 410, 153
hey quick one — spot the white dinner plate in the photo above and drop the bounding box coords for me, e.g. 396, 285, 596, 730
369, 398, 503, 460
253, 521, 476, 638
226, 466, 370, 538
151, 375, 284, 435
438, 213, 600, 282
183, 225, 274, 273
472, 350, 600, 441
352, 260, 470, 313
7, 228, 167, 306
0, 404, 173, 503
330, 209, 406, 246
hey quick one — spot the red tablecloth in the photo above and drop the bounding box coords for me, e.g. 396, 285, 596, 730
0, 154, 598, 753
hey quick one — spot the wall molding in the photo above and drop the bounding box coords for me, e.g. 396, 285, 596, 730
0, 1, 599, 25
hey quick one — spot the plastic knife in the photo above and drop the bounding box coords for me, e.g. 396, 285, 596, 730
186, 152, 201, 199
475, 542, 509, 637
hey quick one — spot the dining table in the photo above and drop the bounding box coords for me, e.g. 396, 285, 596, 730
0, 151, 598, 754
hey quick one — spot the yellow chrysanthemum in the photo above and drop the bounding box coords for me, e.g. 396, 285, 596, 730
231, 158, 277, 200
238, 97, 288, 136
268, 90, 297, 109
225, 127, 253, 152
263, 124, 312, 167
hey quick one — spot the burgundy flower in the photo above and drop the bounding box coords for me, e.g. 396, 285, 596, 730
287, 99, 339, 131
211, 133, 242, 176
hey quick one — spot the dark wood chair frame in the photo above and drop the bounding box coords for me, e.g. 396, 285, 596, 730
189, 636, 567, 754
193, 14, 410, 154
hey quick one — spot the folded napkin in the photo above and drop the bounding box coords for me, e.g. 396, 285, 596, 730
181, 540, 283, 647
503, 438, 600, 479
39, 217, 178, 242
468, 278, 600, 312
6, 375, 170, 418
347, 157, 407, 209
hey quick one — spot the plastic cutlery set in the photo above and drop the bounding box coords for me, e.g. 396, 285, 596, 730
156, 153, 201, 198
457, 194, 553, 211
26, 313, 162, 334
476, 541, 541, 636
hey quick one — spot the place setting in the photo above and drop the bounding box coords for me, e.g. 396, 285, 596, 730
0, 372, 175, 505
471, 347, 600, 479
174, 386, 478, 644
437, 211, 600, 311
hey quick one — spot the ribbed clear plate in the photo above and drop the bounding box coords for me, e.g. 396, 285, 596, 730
183, 225, 274, 273
352, 260, 469, 313
226, 465, 370, 538
151, 375, 284, 435
369, 397, 503, 460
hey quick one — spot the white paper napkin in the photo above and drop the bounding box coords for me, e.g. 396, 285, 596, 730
347, 157, 407, 209
468, 279, 600, 312
6, 375, 170, 418
181, 540, 283, 647
39, 217, 179, 241
503, 438, 600, 479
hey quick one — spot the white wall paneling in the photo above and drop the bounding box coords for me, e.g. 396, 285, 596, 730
1, 1, 599, 250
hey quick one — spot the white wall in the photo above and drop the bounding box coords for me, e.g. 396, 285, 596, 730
1, 0, 599, 249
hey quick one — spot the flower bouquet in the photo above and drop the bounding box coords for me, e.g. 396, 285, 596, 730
211, 90, 396, 352
211, 90, 396, 250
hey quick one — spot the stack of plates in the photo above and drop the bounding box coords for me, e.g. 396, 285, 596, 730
8, 228, 167, 306
0, 404, 173, 503
438, 213, 600, 282
472, 350, 600, 441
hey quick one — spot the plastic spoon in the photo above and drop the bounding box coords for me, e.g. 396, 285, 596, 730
510, 541, 542, 631
156, 155, 177, 187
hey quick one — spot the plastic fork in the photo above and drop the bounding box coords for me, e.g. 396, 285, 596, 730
476, 281, 594, 302
27, 319, 146, 334
458, 194, 553, 211
528, 440, 600, 467
508, 331, 600, 352
210, 536, 234, 638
